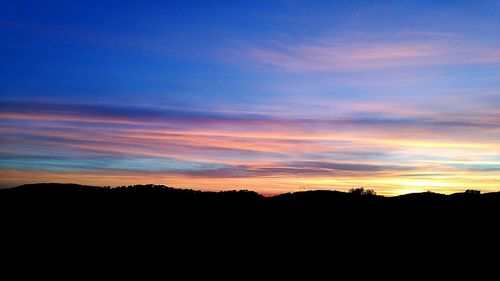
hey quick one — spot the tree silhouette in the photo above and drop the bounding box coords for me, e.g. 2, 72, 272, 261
465, 189, 481, 194
348, 187, 376, 196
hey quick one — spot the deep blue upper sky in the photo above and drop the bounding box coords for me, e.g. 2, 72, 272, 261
2, 0, 499, 108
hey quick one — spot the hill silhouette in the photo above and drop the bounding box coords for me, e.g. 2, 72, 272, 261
2, 183, 499, 266
2, 183, 500, 218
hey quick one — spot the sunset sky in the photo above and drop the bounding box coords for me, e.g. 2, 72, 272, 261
1, 0, 500, 195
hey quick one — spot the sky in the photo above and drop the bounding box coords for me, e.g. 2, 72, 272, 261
1, 0, 500, 195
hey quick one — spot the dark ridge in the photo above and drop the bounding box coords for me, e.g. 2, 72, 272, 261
2, 182, 499, 200
2, 183, 500, 212
4, 182, 499, 199
5, 183, 104, 192
2, 183, 499, 258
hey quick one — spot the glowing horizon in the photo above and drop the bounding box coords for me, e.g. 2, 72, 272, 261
1, 1, 500, 195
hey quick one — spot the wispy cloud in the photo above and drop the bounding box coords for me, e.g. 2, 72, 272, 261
241, 38, 500, 72
2, 100, 500, 193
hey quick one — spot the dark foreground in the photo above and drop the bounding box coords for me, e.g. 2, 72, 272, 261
2, 183, 500, 225
2, 183, 499, 270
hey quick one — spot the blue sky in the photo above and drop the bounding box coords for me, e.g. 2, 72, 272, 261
2, 0, 498, 106
1, 0, 500, 194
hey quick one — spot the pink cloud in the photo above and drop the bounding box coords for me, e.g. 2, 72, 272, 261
2, 101, 500, 194
245, 39, 500, 72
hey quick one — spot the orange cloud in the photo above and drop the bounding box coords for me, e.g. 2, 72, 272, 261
1, 101, 500, 195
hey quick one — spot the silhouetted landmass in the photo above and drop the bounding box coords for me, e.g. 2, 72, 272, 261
2, 183, 499, 265
2, 183, 500, 219
3, 182, 500, 246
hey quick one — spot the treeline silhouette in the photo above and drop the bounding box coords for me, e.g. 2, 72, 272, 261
2, 183, 500, 218
2, 183, 499, 264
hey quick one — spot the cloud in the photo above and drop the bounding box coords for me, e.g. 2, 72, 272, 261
2, 100, 500, 193
113, 161, 414, 178
2, 100, 499, 132
242, 39, 500, 72
0, 100, 271, 126
282, 161, 414, 172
